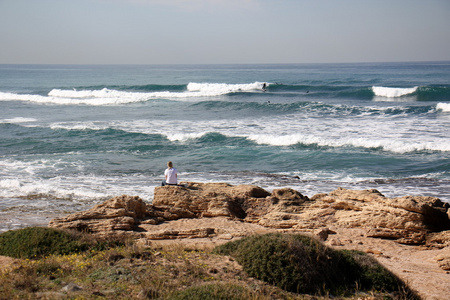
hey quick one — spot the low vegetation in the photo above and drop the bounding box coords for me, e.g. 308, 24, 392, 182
0, 226, 121, 259
0, 227, 419, 299
214, 233, 419, 298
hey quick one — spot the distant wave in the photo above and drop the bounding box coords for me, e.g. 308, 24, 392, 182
0, 82, 267, 105
2, 83, 448, 105
372, 86, 418, 98
271, 84, 449, 101
0, 117, 37, 123
437, 102, 450, 112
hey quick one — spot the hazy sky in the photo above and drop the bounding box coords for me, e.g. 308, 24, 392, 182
1, 0, 449, 64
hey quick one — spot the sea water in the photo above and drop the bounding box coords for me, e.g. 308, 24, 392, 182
1, 62, 449, 232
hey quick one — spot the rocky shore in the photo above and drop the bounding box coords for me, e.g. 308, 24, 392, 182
49, 182, 450, 299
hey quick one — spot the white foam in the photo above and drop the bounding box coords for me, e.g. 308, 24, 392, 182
248, 133, 450, 153
0, 117, 37, 123
437, 102, 450, 112
0, 156, 155, 203
0, 175, 155, 205
248, 134, 325, 147
50, 121, 109, 131
166, 132, 208, 142
187, 82, 265, 94
0, 179, 22, 189
372, 86, 418, 98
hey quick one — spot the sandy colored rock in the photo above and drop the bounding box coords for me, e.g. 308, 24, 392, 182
295, 187, 450, 244
427, 231, 450, 248
49, 195, 146, 238
50, 183, 450, 244
152, 182, 272, 220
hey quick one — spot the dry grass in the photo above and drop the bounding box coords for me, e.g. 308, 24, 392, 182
0, 236, 414, 300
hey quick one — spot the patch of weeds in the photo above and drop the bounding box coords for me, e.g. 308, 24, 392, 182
9, 264, 40, 293
35, 259, 61, 277
133, 267, 171, 298
168, 282, 255, 300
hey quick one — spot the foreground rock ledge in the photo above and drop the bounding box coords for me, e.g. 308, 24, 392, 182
49, 182, 450, 247
49, 182, 450, 299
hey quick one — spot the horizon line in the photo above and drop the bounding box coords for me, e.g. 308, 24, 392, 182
1, 60, 450, 67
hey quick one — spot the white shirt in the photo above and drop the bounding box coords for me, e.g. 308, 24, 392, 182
164, 167, 177, 184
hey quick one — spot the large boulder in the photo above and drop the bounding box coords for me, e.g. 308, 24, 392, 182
49, 195, 147, 238
301, 188, 450, 244
151, 182, 273, 220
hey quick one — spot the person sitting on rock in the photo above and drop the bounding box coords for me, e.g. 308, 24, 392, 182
162, 161, 178, 186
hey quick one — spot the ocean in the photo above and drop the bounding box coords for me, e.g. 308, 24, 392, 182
1, 62, 449, 232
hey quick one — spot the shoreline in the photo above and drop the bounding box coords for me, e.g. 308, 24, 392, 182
1, 175, 450, 234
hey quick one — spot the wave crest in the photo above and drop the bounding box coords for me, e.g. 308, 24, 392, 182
437, 102, 450, 112
187, 82, 265, 94
372, 86, 418, 98
248, 133, 449, 153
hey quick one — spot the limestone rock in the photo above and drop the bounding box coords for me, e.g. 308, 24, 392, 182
435, 254, 450, 271
299, 188, 450, 244
49, 183, 450, 245
388, 196, 450, 231
152, 182, 273, 220
49, 195, 147, 238
315, 228, 335, 241
61, 283, 82, 292
426, 231, 450, 248
145, 228, 215, 240
327, 187, 386, 202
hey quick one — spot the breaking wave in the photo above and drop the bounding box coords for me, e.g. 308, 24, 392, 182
437, 102, 450, 112
19, 120, 450, 154
0, 82, 267, 105
372, 86, 418, 98
247, 133, 450, 153
1, 82, 448, 105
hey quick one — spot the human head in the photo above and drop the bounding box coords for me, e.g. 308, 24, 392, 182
167, 161, 173, 168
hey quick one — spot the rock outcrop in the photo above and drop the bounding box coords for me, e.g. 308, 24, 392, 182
49, 182, 450, 247
49, 195, 147, 239
298, 187, 450, 245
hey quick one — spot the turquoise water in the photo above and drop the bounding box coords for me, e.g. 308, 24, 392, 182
1, 62, 449, 231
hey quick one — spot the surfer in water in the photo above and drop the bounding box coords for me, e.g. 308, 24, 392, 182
262, 83, 267, 92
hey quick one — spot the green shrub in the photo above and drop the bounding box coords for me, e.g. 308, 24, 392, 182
215, 233, 346, 294
338, 250, 402, 292
0, 227, 89, 259
214, 233, 418, 297
168, 283, 253, 300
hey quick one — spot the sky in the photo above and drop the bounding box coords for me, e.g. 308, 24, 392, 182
0, 0, 449, 64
